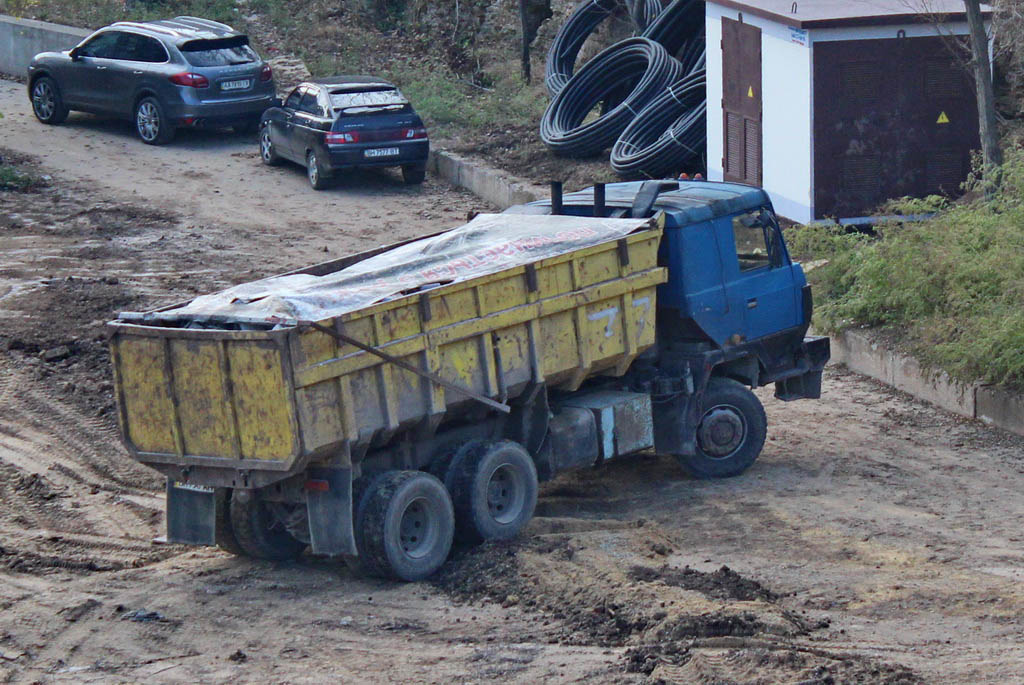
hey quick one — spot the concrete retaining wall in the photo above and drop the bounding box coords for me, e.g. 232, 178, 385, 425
428, 149, 545, 210
0, 15, 89, 78
830, 328, 1023, 437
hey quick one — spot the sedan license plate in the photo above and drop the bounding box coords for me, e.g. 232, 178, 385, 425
221, 79, 251, 91
365, 147, 400, 158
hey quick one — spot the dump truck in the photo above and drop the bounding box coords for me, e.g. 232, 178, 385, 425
108, 179, 829, 581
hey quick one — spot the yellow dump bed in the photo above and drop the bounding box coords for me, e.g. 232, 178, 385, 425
108, 214, 667, 478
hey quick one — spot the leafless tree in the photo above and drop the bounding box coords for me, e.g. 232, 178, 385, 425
964, 0, 1003, 171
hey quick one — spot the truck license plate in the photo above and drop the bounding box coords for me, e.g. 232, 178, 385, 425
221, 79, 251, 91
365, 147, 400, 158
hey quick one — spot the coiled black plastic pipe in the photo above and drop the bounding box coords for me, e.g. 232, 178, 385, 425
544, 0, 621, 97
641, 0, 703, 59
541, 37, 684, 158
610, 70, 707, 178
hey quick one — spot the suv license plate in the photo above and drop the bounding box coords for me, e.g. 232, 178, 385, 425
365, 147, 400, 158
221, 79, 251, 91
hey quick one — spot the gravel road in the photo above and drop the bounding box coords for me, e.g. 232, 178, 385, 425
1, 78, 1023, 684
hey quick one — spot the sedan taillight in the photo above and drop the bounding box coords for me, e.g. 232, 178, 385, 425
404, 127, 428, 140
169, 72, 209, 88
326, 131, 359, 144
260, 63, 273, 82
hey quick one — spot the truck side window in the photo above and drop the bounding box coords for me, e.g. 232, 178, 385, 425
732, 210, 771, 271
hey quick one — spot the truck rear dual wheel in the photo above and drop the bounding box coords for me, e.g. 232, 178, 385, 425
680, 377, 767, 479
443, 440, 538, 544
350, 470, 455, 581
228, 489, 306, 560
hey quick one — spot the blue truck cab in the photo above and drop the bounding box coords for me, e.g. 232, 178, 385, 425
508, 179, 830, 478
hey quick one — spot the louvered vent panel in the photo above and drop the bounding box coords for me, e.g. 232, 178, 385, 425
841, 155, 881, 195
926, 148, 963, 192
840, 61, 883, 109
925, 60, 960, 100
725, 112, 744, 178
744, 118, 761, 185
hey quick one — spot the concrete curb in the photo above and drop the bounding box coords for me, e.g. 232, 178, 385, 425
830, 328, 1023, 437
428, 148, 545, 209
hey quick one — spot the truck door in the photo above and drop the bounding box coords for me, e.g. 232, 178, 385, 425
719, 208, 800, 342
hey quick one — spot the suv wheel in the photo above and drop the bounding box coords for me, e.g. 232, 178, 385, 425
307, 150, 329, 190
31, 77, 69, 125
135, 96, 175, 145
260, 126, 282, 166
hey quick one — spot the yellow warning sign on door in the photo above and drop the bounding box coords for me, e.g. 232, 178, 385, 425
937, 111, 950, 124
748, 86, 754, 98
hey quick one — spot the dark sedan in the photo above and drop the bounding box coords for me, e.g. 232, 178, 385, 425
259, 76, 430, 189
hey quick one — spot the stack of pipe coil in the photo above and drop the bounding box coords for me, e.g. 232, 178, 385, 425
541, 0, 706, 178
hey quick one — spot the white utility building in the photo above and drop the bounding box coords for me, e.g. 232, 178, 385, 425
705, 0, 992, 222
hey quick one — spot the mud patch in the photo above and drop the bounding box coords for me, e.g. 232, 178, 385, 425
628, 564, 779, 602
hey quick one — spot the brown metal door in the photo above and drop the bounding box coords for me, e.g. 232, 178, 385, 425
722, 17, 762, 185
813, 37, 978, 219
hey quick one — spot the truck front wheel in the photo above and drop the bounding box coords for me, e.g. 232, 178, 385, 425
680, 378, 767, 479
229, 489, 306, 560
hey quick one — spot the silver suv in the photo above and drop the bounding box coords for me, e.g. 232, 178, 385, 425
27, 16, 276, 145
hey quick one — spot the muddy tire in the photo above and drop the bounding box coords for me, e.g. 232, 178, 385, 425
228, 489, 306, 561
214, 488, 246, 556
358, 470, 454, 581
342, 470, 389, 576
679, 377, 767, 479
30, 76, 69, 125
446, 440, 538, 543
402, 163, 426, 185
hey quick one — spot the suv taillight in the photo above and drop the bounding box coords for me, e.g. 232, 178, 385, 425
260, 63, 273, 82
169, 72, 209, 88
404, 127, 428, 140
326, 131, 359, 144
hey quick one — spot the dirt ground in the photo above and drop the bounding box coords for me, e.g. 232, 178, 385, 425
2, 81, 1024, 684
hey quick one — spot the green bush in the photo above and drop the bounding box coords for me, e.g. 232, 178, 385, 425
787, 150, 1024, 390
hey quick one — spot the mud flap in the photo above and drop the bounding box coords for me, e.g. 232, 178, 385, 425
652, 394, 698, 456
305, 467, 356, 557
166, 479, 217, 546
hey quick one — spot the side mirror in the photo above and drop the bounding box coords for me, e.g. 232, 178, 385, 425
69, 47, 81, 61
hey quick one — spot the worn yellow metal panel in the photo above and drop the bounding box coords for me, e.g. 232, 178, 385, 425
117, 337, 176, 454
226, 342, 295, 460
168, 340, 235, 458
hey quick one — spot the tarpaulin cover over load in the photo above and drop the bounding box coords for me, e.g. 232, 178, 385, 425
151, 213, 655, 325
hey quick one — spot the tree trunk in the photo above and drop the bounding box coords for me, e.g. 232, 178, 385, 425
964, 0, 1002, 173
519, 0, 531, 83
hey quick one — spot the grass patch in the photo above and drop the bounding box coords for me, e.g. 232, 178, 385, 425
0, 163, 41, 191
787, 151, 1024, 390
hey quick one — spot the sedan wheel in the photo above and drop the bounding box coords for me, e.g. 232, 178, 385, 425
260, 127, 282, 166
307, 151, 329, 190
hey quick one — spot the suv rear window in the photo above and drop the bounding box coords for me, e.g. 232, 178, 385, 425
180, 35, 258, 67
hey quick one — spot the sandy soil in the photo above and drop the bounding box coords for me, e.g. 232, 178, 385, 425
1, 80, 1024, 684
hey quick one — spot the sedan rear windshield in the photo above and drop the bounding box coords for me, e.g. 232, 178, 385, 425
329, 87, 409, 113
180, 35, 258, 67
